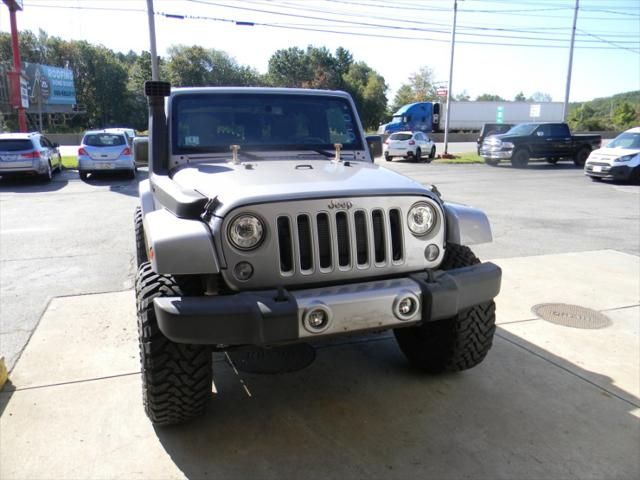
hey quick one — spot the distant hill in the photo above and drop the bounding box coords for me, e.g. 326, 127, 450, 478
567, 91, 639, 131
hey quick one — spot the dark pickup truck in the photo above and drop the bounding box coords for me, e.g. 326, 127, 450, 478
479, 122, 602, 168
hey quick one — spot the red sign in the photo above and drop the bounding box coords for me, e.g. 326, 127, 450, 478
437, 88, 448, 97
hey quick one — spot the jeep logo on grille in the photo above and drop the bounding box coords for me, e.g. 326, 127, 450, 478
328, 200, 353, 210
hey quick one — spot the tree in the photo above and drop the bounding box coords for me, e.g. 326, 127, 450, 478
408, 66, 438, 101
390, 84, 415, 113
528, 91, 552, 102
567, 104, 605, 131
612, 101, 638, 130
454, 90, 470, 101
514, 91, 526, 101
476, 93, 505, 101
342, 61, 388, 130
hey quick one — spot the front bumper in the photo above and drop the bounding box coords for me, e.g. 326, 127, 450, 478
153, 261, 502, 346
480, 148, 513, 160
584, 163, 633, 180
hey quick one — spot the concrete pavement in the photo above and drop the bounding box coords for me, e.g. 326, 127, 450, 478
1, 250, 638, 479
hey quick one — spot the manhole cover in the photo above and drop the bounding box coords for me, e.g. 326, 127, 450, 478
227, 343, 316, 374
531, 303, 612, 329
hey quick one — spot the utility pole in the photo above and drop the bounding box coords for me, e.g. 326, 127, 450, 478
146, 0, 160, 80
562, 0, 579, 120
443, 0, 458, 156
3, 0, 27, 132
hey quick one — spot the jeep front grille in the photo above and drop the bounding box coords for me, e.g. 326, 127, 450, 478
277, 208, 404, 275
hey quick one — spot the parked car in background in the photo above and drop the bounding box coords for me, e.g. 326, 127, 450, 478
480, 122, 601, 168
78, 129, 136, 180
584, 127, 640, 183
0, 132, 62, 182
104, 127, 136, 145
477, 123, 513, 154
384, 131, 436, 162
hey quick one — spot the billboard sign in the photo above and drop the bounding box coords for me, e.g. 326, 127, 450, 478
23, 63, 76, 106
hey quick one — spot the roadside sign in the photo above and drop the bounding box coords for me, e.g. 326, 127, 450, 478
496, 105, 504, 124
436, 88, 448, 97
530, 104, 541, 118
20, 76, 29, 108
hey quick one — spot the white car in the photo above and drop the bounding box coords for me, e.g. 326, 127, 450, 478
384, 131, 436, 162
78, 129, 136, 180
584, 127, 640, 183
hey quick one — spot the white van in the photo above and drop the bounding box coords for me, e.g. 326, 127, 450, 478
584, 127, 640, 183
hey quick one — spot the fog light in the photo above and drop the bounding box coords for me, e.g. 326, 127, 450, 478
303, 304, 332, 333
233, 261, 254, 281
393, 292, 420, 321
425, 244, 439, 262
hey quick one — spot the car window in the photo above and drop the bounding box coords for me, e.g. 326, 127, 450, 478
0, 139, 33, 151
83, 133, 126, 147
390, 133, 412, 141
40, 137, 52, 148
551, 124, 570, 137
536, 125, 551, 137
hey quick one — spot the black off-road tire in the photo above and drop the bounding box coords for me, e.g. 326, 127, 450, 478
511, 148, 529, 168
136, 263, 212, 426
393, 244, 496, 373
134, 207, 148, 267
573, 146, 590, 167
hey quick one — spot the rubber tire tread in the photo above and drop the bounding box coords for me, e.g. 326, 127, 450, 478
134, 207, 148, 268
393, 244, 496, 373
136, 262, 212, 426
573, 146, 590, 167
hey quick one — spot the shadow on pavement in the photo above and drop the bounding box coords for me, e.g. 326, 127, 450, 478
0, 173, 68, 193
77, 169, 148, 198
152, 330, 639, 479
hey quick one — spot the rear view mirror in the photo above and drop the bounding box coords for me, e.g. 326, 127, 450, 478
365, 135, 382, 159
133, 137, 149, 166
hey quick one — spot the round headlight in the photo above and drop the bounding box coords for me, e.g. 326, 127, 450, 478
407, 202, 437, 236
228, 214, 265, 250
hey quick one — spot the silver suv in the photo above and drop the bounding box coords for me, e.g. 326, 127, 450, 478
134, 83, 502, 426
0, 132, 62, 181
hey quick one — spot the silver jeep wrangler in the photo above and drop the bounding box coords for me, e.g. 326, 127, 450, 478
134, 82, 502, 426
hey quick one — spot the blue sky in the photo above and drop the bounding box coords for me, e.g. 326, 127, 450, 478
1, 0, 639, 102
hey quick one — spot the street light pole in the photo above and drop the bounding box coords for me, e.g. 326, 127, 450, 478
443, 0, 458, 156
146, 0, 160, 80
4, 1, 27, 132
562, 0, 579, 120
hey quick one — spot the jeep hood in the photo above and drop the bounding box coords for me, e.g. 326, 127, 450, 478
171, 160, 432, 216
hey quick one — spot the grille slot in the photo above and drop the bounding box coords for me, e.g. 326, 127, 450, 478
277, 217, 294, 273
372, 209, 386, 263
336, 211, 351, 267
297, 214, 313, 271
354, 211, 369, 266
276, 205, 405, 278
317, 213, 332, 269
389, 209, 403, 261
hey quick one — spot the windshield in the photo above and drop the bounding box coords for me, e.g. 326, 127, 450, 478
389, 115, 403, 124
83, 134, 126, 147
607, 132, 640, 149
172, 93, 364, 154
506, 124, 537, 136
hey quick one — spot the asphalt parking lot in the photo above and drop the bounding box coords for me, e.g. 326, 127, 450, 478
1, 156, 639, 479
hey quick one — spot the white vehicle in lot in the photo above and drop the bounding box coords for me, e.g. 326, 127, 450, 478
78, 130, 136, 180
384, 131, 436, 162
584, 127, 640, 183
0, 132, 62, 181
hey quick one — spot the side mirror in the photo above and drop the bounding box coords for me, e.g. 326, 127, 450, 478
536, 131, 544, 137
133, 136, 149, 166
365, 135, 382, 159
